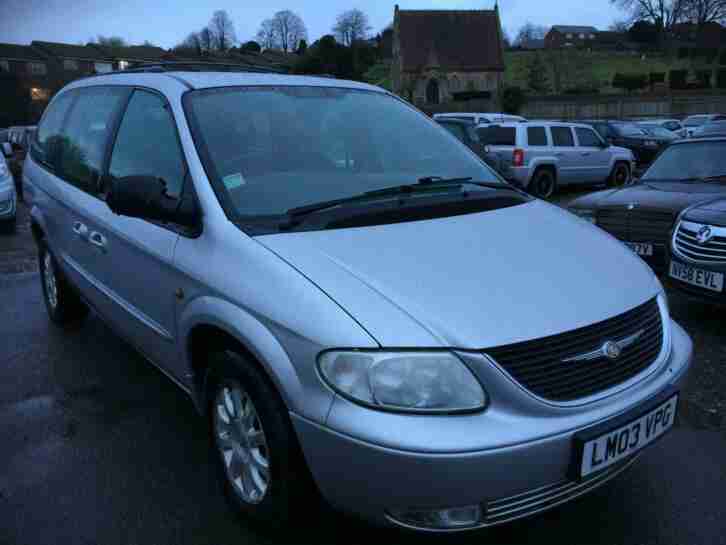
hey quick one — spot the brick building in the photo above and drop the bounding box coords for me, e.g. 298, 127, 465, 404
545, 26, 598, 49
391, 5, 505, 107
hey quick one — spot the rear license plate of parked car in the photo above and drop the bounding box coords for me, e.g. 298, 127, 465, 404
669, 261, 724, 292
626, 242, 653, 256
579, 394, 678, 478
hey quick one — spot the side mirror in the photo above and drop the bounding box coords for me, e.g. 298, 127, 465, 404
106, 175, 199, 229
1, 143, 12, 158
483, 145, 491, 154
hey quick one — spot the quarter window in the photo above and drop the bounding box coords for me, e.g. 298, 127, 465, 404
33, 91, 76, 167
57, 87, 127, 194
551, 127, 575, 147
440, 123, 467, 142
477, 125, 516, 146
109, 90, 186, 198
575, 127, 602, 147
527, 127, 547, 146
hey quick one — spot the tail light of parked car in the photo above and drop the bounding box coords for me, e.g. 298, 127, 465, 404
513, 149, 525, 167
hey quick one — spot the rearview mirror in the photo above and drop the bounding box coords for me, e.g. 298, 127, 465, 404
106, 176, 199, 229
1, 142, 12, 158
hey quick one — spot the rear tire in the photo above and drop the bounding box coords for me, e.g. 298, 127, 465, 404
529, 168, 557, 199
206, 351, 316, 526
609, 162, 631, 188
38, 242, 88, 325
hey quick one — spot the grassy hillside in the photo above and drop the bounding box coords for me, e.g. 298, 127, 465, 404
504, 49, 718, 94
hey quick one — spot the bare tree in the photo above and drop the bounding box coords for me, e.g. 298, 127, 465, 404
92, 35, 127, 48
209, 10, 237, 51
199, 27, 215, 53
332, 9, 371, 46
270, 10, 308, 52
514, 23, 548, 46
682, 0, 726, 24
610, 0, 687, 31
176, 32, 203, 55
256, 19, 277, 49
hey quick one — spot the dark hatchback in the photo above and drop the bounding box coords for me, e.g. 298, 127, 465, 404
667, 198, 726, 303
569, 137, 726, 272
580, 120, 671, 166
434, 117, 510, 178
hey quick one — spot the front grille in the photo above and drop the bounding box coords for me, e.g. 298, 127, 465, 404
674, 220, 726, 263
596, 208, 674, 244
484, 298, 663, 402
484, 455, 639, 526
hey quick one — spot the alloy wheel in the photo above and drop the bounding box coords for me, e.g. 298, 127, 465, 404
214, 382, 270, 504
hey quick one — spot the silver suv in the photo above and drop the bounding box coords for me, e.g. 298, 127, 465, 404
479, 122, 635, 198
26, 70, 691, 532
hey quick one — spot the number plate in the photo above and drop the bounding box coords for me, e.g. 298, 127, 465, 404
669, 260, 724, 292
626, 242, 653, 256
579, 394, 678, 478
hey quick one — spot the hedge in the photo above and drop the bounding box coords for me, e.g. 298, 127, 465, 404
695, 70, 712, 88
612, 73, 648, 92
718, 69, 726, 89
649, 72, 665, 84
678, 47, 690, 59
670, 69, 688, 89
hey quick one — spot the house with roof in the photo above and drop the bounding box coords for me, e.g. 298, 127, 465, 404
0, 42, 55, 122
391, 4, 506, 107
92, 44, 169, 71
31, 41, 113, 78
545, 26, 598, 49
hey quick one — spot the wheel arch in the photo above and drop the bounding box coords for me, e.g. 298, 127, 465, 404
29, 205, 47, 244
527, 160, 559, 186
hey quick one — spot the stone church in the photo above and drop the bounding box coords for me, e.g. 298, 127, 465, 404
391, 5, 506, 108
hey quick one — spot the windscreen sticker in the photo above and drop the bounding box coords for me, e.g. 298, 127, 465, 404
222, 173, 246, 190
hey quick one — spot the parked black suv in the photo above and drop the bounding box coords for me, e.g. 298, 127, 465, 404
579, 120, 671, 166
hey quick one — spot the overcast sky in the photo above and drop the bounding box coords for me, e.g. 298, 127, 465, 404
0, 0, 627, 48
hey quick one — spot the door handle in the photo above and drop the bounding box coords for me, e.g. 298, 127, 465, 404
72, 221, 88, 239
88, 231, 107, 252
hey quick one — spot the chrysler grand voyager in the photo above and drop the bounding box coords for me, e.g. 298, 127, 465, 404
25, 70, 692, 532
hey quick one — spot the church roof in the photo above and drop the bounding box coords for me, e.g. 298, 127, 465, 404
397, 9, 505, 73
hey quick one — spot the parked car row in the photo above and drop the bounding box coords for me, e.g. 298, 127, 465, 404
25, 70, 691, 534
0, 142, 16, 229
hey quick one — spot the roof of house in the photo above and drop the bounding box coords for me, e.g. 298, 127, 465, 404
397, 9, 505, 73
31, 41, 110, 60
550, 25, 598, 34
94, 44, 168, 61
0, 42, 48, 61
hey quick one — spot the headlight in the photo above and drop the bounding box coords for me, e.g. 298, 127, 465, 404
570, 208, 596, 223
318, 351, 487, 413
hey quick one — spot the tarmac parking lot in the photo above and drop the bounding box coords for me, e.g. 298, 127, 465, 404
1, 195, 725, 545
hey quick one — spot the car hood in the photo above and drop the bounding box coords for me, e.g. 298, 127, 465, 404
256, 200, 659, 349
570, 182, 726, 213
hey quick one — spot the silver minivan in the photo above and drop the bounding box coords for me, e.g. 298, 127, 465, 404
26, 70, 691, 532
479, 122, 635, 198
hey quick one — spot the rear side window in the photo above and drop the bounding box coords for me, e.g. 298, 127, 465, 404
575, 128, 601, 147
440, 123, 467, 142
57, 87, 127, 194
551, 127, 574, 147
527, 127, 547, 146
32, 91, 76, 167
477, 126, 516, 146
664, 121, 680, 131
109, 90, 186, 198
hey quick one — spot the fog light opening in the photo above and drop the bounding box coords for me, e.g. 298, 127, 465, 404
387, 504, 483, 530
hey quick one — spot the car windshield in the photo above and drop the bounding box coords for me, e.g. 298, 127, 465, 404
642, 142, 726, 181
185, 86, 502, 219
614, 123, 648, 136
685, 116, 708, 127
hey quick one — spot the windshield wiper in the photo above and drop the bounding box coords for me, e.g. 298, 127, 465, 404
284, 177, 508, 220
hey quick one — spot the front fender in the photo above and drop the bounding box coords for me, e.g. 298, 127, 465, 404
29, 204, 47, 243
178, 295, 336, 424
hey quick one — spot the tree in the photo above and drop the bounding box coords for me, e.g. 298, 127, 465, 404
92, 35, 126, 48
199, 27, 215, 53
209, 10, 237, 51
502, 29, 512, 49
332, 9, 371, 46
296, 39, 308, 55
176, 32, 203, 56
628, 19, 660, 43
609, 20, 631, 32
270, 10, 308, 52
682, 0, 726, 24
526, 54, 551, 93
500, 86, 526, 114
256, 19, 277, 50
610, 0, 687, 34
241, 40, 261, 53
514, 22, 548, 46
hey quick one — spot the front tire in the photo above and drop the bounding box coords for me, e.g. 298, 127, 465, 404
609, 162, 631, 188
39, 242, 88, 325
207, 351, 315, 525
529, 168, 557, 199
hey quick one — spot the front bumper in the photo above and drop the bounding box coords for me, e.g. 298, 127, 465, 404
292, 320, 692, 531
665, 257, 726, 305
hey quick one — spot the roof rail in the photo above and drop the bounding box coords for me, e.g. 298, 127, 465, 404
89, 60, 288, 77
